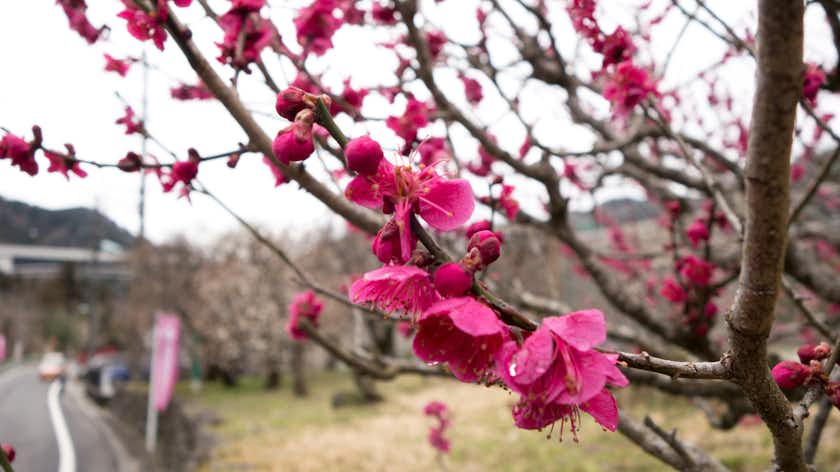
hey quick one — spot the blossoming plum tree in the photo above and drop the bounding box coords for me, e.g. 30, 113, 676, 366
4, 0, 840, 469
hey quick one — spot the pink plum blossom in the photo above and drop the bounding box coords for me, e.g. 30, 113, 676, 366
603, 61, 658, 118
678, 255, 714, 287
386, 96, 430, 147
44, 146, 87, 180
686, 218, 710, 248
345, 152, 475, 263
349, 265, 439, 315
57, 0, 104, 44
496, 310, 627, 435
803, 63, 825, 106
0, 133, 39, 176
116, 106, 144, 135
118, 0, 169, 51
294, 0, 344, 57
104, 54, 133, 77
216, 0, 273, 71
413, 297, 508, 382
660, 278, 687, 303
286, 290, 324, 340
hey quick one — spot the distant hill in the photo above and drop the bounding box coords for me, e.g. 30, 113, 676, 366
570, 198, 660, 230
0, 196, 135, 249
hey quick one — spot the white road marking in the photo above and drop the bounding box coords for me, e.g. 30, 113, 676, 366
47, 380, 77, 472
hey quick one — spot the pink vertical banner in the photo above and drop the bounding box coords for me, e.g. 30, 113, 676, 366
0, 335, 6, 363
153, 314, 180, 411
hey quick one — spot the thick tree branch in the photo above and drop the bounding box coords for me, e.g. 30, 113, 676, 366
725, 2, 806, 469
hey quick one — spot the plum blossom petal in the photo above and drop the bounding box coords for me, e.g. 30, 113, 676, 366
418, 179, 475, 231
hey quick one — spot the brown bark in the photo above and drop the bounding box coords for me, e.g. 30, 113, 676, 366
725, 1, 806, 470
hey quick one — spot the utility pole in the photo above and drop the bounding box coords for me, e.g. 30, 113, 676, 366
138, 46, 149, 241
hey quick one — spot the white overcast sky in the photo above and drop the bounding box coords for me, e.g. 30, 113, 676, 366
0, 1, 834, 245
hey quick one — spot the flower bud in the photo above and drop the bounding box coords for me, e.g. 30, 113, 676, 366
797, 342, 831, 364
465, 220, 491, 239
275, 86, 308, 121
434, 262, 473, 297
771, 361, 810, 390
345, 136, 383, 175
117, 152, 143, 172
272, 114, 315, 164
468, 230, 501, 267
1, 444, 15, 463
371, 219, 414, 264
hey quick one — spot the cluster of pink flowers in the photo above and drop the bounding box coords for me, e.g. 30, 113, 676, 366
342, 151, 626, 435
216, 0, 273, 72
329, 79, 369, 118
802, 63, 826, 106
159, 149, 200, 198
1, 127, 89, 179
602, 61, 659, 118
170, 81, 213, 101
271, 87, 338, 165
0, 131, 40, 176
385, 96, 432, 153
660, 255, 718, 336
286, 290, 324, 340
118, 0, 170, 51
344, 139, 474, 264
293, 0, 359, 57
423, 401, 451, 454
773, 342, 840, 410
565, 1, 657, 118
478, 181, 520, 220
57, 0, 105, 44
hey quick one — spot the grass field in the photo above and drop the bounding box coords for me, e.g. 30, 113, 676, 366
186, 371, 840, 471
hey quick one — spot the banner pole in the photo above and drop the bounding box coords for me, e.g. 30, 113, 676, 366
144, 315, 159, 453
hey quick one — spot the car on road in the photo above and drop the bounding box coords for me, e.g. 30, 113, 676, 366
82, 351, 131, 403
38, 352, 65, 381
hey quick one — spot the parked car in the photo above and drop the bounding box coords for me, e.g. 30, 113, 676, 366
38, 352, 65, 381
83, 351, 130, 403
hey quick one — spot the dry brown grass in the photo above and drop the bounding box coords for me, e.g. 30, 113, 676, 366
189, 372, 840, 471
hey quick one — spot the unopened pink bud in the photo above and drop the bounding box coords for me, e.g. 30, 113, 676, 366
468, 230, 501, 266
117, 152, 143, 172
798, 342, 832, 364
345, 136, 383, 175
273, 121, 314, 164
434, 262, 473, 297
771, 361, 810, 390
2, 444, 15, 463
465, 220, 491, 239
275, 86, 308, 121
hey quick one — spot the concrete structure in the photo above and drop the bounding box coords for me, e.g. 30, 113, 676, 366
0, 243, 130, 280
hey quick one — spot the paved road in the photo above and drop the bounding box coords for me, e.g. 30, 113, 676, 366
0, 365, 124, 471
